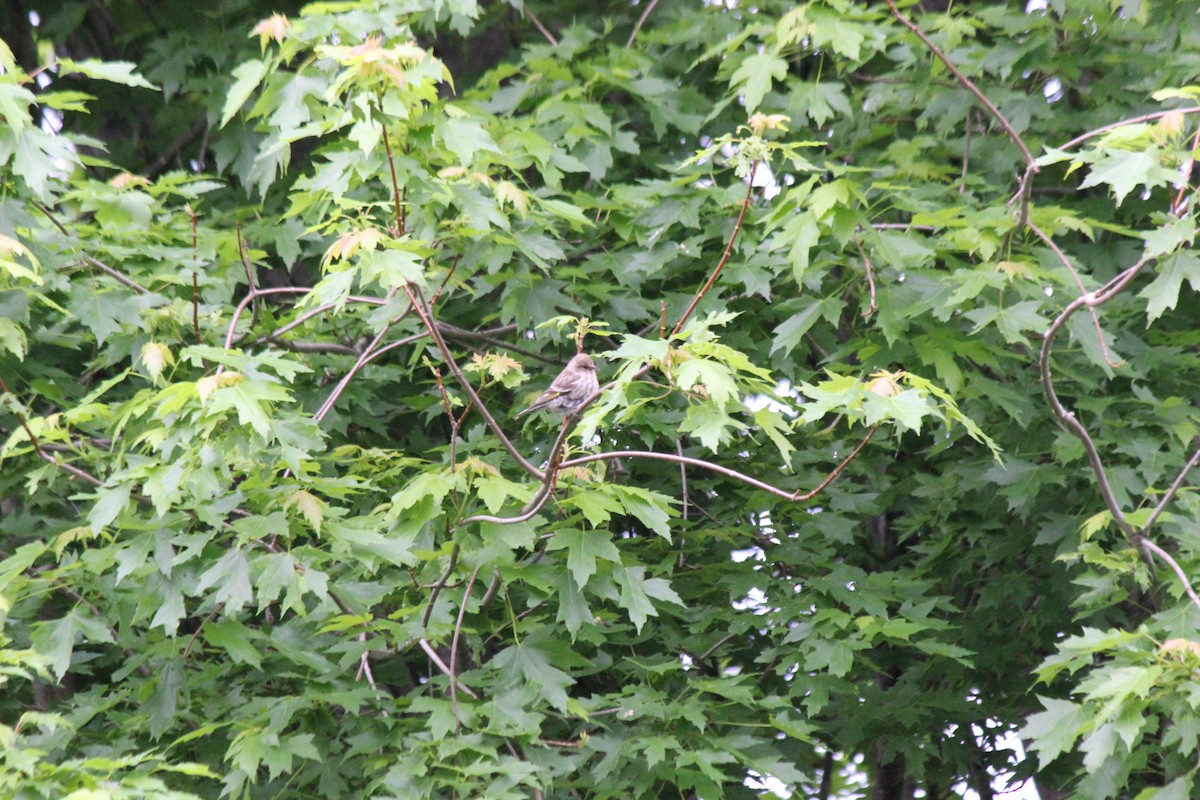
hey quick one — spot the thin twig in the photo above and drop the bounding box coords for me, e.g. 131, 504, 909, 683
1171, 123, 1200, 216
625, 0, 662, 48
959, 108, 973, 194
458, 409, 579, 526
558, 429, 876, 504
379, 111, 404, 236
401, 283, 542, 479
883, 0, 1034, 169
81, 256, 150, 294
671, 161, 758, 336
1039, 259, 1151, 536
313, 289, 405, 422
524, 4, 558, 46
853, 234, 877, 317
871, 223, 937, 231
422, 543, 460, 628
1139, 537, 1200, 614
1026, 220, 1117, 367
1056, 106, 1200, 153
0, 374, 106, 488
192, 272, 201, 344
418, 638, 479, 699
698, 632, 737, 661
676, 439, 689, 521
1140, 439, 1200, 535
450, 565, 481, 733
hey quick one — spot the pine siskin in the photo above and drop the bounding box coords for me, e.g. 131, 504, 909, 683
515, 353, 600, 418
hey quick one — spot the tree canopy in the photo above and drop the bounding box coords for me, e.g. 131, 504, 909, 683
3, 0, 1200, 798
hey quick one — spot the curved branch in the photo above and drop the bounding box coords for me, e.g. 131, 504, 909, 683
1027, 220, 1117, 367
313, 289, 405, 422
1141, 439, 1200, 536
671, 161, 758, 337
1057, 106, 1200, 153
1039, 259, 1151, 535
625, 0, 661, 48
401, 283, 542, 479
450, 565, 481, 733
558, 428, 876, 504
1139, 537, 1200, 614
457, 412, 583, 527
883, 0, 1035, 170
418, 638, 479, 699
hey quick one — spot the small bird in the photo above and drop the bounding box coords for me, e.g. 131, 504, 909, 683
516, 353, 600, 418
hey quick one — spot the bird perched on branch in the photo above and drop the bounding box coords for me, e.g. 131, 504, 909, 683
516, 353, 599, 418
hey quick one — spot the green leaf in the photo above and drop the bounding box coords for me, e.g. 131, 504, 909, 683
88, 483, 133, 533
196, 549, 253, 615
493, 639, 575, 712
545, 528, 621, 588
611, 485, 676, 541
1022, 697, 1090, 766
1078, 148, 1175, 205
221, 60, 270, 127
58, 58, 158, 90
1138, 252, 1200, 323
437, 115, 500, 164
204, 621, 263, 669
731, 51, 787, 112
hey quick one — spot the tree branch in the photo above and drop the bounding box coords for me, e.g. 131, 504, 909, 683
558, 428, 876, 504
1039, 259, 1151, 536
671, 161, 758, 337
400, 283, 543, 479
1139, 537, 1200, 615
883, 0, 1035, 170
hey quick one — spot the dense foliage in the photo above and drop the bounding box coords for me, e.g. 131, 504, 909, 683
4, 0, 1200, 798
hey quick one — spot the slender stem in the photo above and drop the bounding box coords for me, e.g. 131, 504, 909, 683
671, 162, 758, 337
401, 283, 542, 479
1140, 538, 1200, 614
853, 234, 877, 317
558, 429, 875, 504
379, 110, 404, 236
625, 0, 661, 48
1140, 439, 1200, 536
82, 256, 150, 294
1056, 106, 1200, 153
450, 565, 481, 733
1027, 220, 1117, 367
1039, 259, 1150, 536
422, 543, 460, 628
418, 638, 479, 699
883, 0, 1035, 169
524, 4, 558, 46
313, 289, 405, 422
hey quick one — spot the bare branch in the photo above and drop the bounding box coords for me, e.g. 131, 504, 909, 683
1039, 259, 1151, 536
1027, 220, 1119, 367
1139, 537, 1200, 615
379, 111, 405, 236
422, 543, 460, 628
419, 638, 479, 699
1141, 439, 1200, 536
883, 0, 1035, 170
524, 5, 558, 47
625, 0, 662, 48
671, 161, 758, 337
853, 234, 877, 317
313, 288, 406, 422
1056, 106, 1200, 153
558, 429, 876, 504
450, 565, 481, 733
401, 283, 543, 479
81, 256, 150, 294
